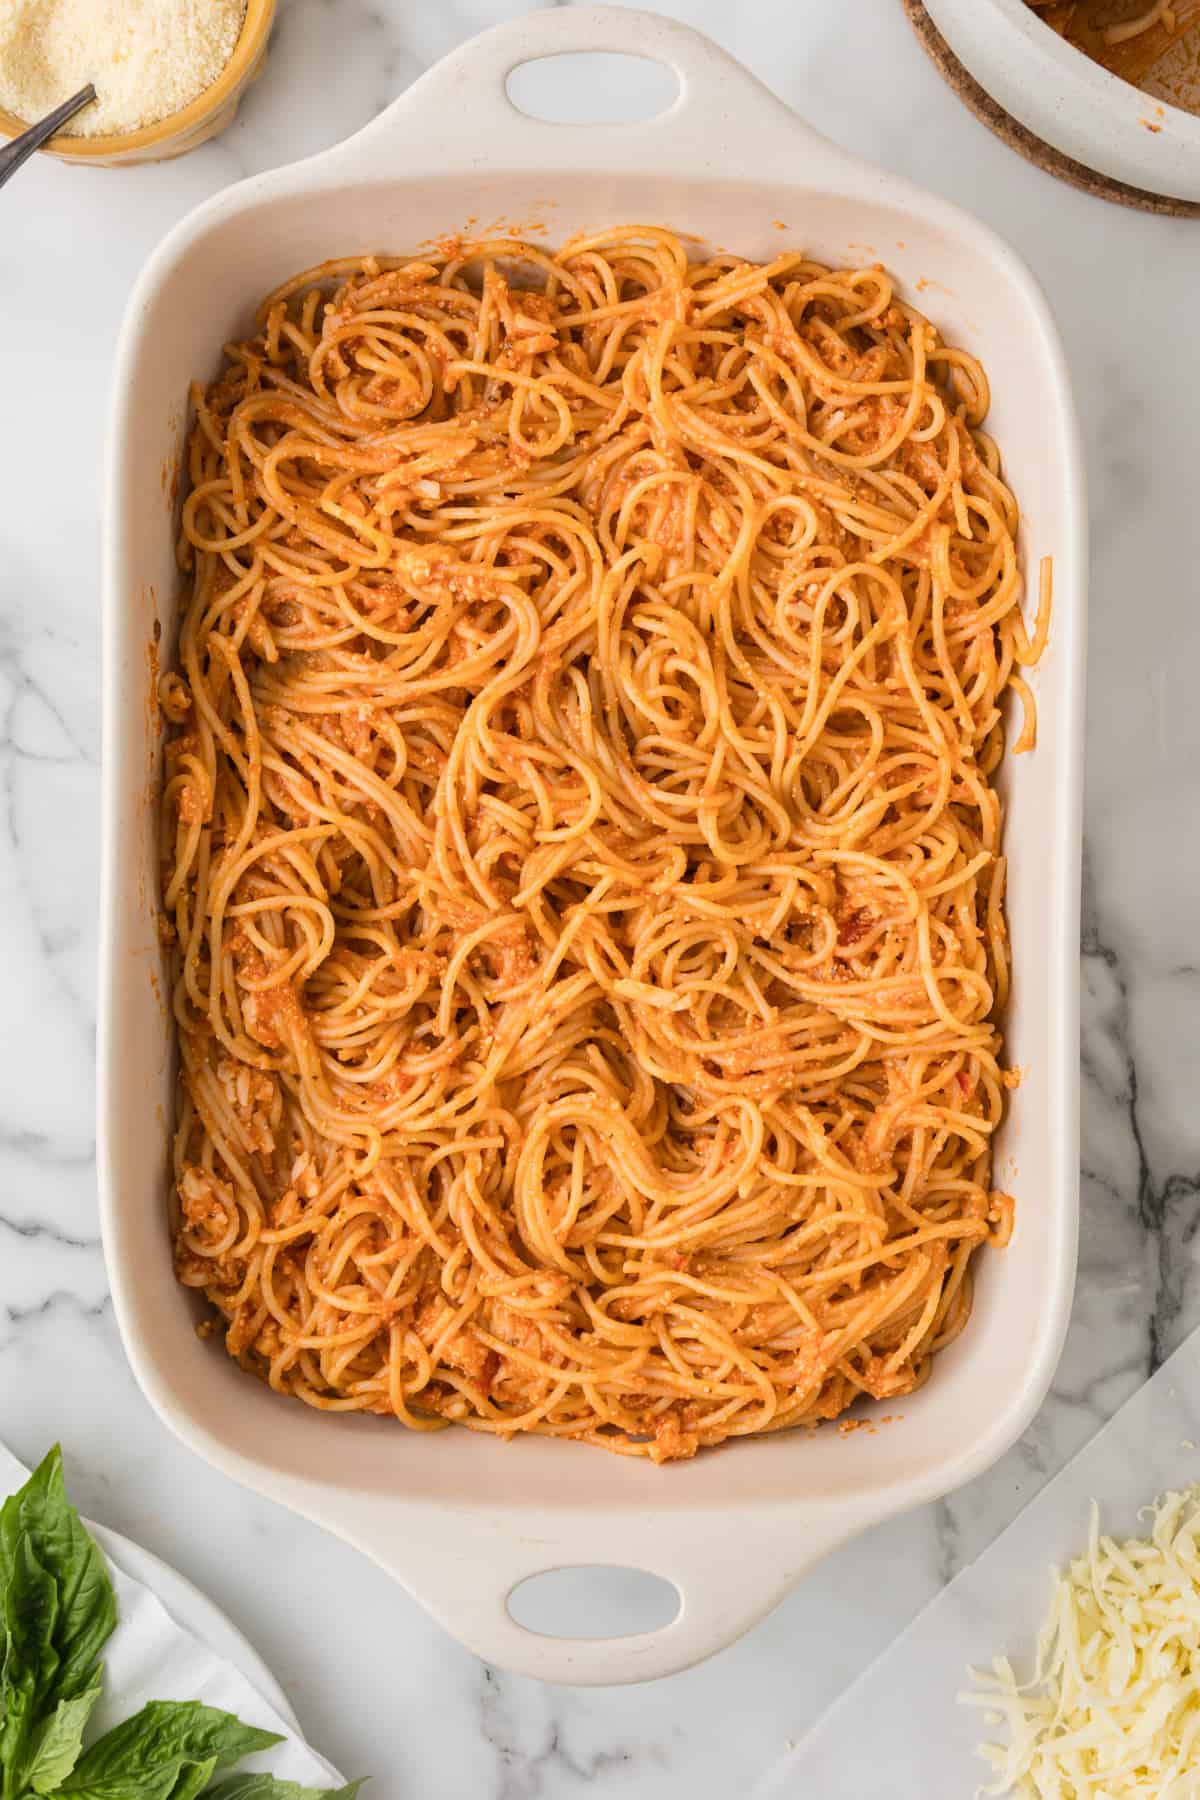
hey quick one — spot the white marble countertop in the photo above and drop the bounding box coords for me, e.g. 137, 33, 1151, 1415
3, 1, 1199, 1794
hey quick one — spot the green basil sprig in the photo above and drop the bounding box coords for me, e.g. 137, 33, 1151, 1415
0, 1450, 361, 1800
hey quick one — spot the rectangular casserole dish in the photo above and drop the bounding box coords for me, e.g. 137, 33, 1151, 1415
98, 5, 1085, 1685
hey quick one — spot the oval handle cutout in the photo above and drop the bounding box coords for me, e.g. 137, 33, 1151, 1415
505, 53, 680, 126
507, 1564, 681, 1640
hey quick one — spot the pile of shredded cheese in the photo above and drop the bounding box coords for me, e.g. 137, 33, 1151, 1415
962, 1487, 1200, 1797
0, 0, 247, 136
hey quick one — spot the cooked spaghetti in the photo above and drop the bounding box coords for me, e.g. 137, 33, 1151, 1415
161, 228, 1048, 1462
1025, 0, 1200, 95
1026, 0, 1173, 38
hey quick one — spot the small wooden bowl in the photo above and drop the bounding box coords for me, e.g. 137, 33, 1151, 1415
0, 0, 275, 168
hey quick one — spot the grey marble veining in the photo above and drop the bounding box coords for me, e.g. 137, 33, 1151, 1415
2, 1, 1199, 1794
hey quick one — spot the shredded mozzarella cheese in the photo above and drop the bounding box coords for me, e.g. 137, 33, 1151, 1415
961, 1487, 1200, 1797
0, 0, 246, 136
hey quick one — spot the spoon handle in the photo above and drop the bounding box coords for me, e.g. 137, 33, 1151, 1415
0, 85, 97, 190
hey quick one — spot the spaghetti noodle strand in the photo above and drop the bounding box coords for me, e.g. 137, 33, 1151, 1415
163, 230, 1044, 1462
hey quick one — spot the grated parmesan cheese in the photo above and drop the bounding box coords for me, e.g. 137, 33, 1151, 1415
961, 1486, 1200, 1798
0, 0, 247, 136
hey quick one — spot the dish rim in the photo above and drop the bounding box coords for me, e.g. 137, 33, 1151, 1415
923, 0, 1200, 201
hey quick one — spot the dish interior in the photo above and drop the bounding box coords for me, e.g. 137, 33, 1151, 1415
107, 168, 1077, 1517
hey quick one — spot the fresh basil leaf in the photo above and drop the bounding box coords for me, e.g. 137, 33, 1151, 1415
47, 1769, 177, 1800
205, 1779, 364, 1800
1, 1534, 60, 1796
4, 1534, 60, 1690
23, 1668, 102, 1793
0, 1446, 116, 1701
60, 1701, 283, 1795
165, 1753, 216, 1800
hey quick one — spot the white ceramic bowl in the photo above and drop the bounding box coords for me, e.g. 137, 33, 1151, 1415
99, 6, 1086, 1685
925, 0, 1200, 202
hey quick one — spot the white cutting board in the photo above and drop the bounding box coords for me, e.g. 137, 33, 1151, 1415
755, 1329, 1200, 1799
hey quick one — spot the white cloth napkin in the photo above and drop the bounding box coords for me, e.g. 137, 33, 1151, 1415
0, 1443, 347, 1790
754, 1327, 1200, 1799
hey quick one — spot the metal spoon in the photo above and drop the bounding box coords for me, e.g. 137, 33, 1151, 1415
0, 85, 97, 190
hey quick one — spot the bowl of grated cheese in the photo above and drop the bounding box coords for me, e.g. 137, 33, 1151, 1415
0, 0, 275, 167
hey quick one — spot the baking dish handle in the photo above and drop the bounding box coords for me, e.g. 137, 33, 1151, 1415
332, 4, 860, 184
343, 1501, 863, 1685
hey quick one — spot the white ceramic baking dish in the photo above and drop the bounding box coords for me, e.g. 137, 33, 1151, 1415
99, 6, 1086, 1685
924, 0, 1200, 202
